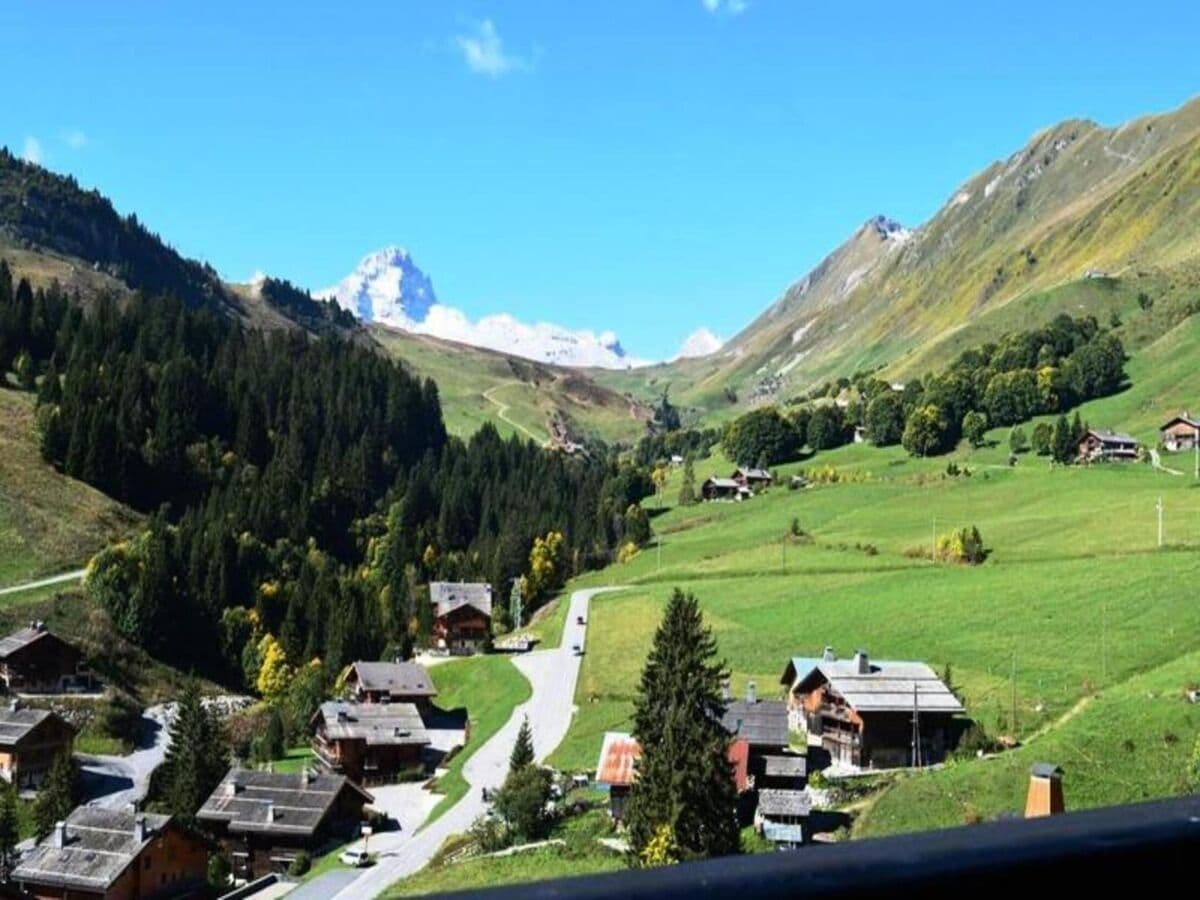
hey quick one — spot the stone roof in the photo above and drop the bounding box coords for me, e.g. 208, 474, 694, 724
1162, 412, 1200, 430
13, 808, 172, 892
197, 769, 373, 837
0, 623, 55, 659
0, 706, 66, 749
347, 660, 437, 698
762, 755, 807, 779
722, 699, 789, 748
1031, 762, 1064, 779
734, 467, 773, 481
316, 701, 430, 747
596, 731, 641, 787
758, 788, 811, 818
430, 582, 493, 619
704, 477, 741, 489
1086, 428, 1137, 446
782, 650, 964, 715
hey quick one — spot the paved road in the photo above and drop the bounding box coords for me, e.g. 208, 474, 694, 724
0, 568, 86, 598
327, 587, 613, 900
79, 704, 174, 810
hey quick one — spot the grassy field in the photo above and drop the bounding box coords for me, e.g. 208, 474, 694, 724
544, 347, 1200, 841
0, 388, 140, 587
371, 327, 649, 444
423, 655, 533, 827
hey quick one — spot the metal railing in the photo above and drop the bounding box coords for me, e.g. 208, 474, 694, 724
430, 794, 1200, 898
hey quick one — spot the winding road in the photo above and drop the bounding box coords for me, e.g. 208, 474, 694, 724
481, 383, 546, 444
327, 587, 613, 900
79, 704, 174, 810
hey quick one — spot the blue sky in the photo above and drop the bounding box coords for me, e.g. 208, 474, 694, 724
5, 1, 1200, 360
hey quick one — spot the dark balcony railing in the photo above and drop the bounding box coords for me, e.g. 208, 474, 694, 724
430, 794, 1200, 899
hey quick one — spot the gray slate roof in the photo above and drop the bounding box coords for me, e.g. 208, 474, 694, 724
735, 467, 773, 481
348, 660, 437, 698
0, 706, 57, 748
13, 808, 172, 891
430, 582, 493, 618
1031, 762, 1064, 778
757, 788, 811, 818
704, 477, 742, 490
317, 701, 430, 747
1087, 428, 1137, 445
782, 652, 964, 715
722, 699, 789, 748
762, 755, 807, 779
197, 769, 373, 837
0, 624, 52, 659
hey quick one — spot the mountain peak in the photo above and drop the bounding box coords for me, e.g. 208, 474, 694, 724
866, 215, 910, 242
320, 247, 436, 324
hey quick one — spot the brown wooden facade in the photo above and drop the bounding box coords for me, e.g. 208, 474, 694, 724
0, 626, 91, 694
432, 604, 490, 653
0, 707, 76, 790
1161, 414, 1200, 452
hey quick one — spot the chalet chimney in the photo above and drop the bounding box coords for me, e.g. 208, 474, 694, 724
1025, 763, 1065, 818
9, 697, 21, 713
224, 779, 239, 798
746, 681, 757, 705
52, 821, 66, 849
822, 646, 836, 662
301, 768, 312, 787
720, 679, 731, 702
133, 814, 147, 843
853, 649, 870, 674
265, 801, 275, 824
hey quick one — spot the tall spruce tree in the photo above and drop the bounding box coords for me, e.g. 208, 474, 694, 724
678, 457, 696, 507
32, 752, 77, 839
625, 589, 740, 863
0, 782, 19, 875
161, 680, 229, 821
509, 716, 535, 773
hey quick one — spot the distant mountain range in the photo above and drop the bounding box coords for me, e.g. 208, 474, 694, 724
319, 247, 646, 369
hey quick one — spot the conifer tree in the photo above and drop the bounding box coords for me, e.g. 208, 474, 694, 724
625, 589, 740, 862
678, 456, 696, 506
0, 783, 19, 875
32, 752, 77, 839
161, 680, 229, 821
509, 716, 535, 774
1052, 414, 1075, 464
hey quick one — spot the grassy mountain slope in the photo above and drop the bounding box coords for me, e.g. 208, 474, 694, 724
600, 96, 1200, 414
371, 325, 651, 444
0, 388, 139, 588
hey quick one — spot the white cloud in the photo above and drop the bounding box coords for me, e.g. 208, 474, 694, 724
63, 130, 88, 150
455, 19, 529, 78
675, 327, 724, 360
21, 136, 42, 164
702, 0, 749, 14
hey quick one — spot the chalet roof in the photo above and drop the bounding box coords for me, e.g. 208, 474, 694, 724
596, 731, 641, 787
0, 706, 70, 749
782, 651, 964, 715
1085, 428, 1137, 446
13, 808, 172, 892
1162, 412, 1200, 430
758, 788, 811, 818
734, 467, 773, 481
316, 701, 430, 747
197, 769, 373, 837
722, 699, 789, 748
430, 582, 493, 619
1031, 762, 1064, 779
0, 622, 63, 660
347, 660, 437, 698
704, 477, 741, 489
762, 755, 807, 779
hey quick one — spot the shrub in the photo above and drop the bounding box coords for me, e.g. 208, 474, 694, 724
469, 813, 509, 853
1009, 425, 1029, 455
617, 541, 640, 564
962, 411, 988, 448
287, 851, 311, 876
933, 526, 987, 565
1031, 422, 1053, 455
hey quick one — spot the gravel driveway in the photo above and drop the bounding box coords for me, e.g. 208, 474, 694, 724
326, 587, 616, 900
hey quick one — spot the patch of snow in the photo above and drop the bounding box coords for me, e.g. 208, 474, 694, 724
984, 173, 1004, 198
1103, 145, 1138, 165
319, 247, 643, 369
674, 327, 724, 360
791, 321, 814, 345
777, 351, 808, 376
949, 191, 971, 207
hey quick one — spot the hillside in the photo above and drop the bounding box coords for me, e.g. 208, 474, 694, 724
601, 96, 1200, 416
370, 325, 652, 444
0, 387, 139, 589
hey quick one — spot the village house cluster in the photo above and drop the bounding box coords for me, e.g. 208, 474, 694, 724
701, 466, 774, 502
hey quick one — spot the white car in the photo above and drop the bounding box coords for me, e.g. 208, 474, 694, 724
339, 849, 372, 868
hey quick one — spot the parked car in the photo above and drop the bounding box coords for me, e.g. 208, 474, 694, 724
572, 643, 583, 656
576, 615, 585, 625
339, 849, 372, 868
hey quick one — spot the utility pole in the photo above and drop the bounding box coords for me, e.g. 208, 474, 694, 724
657, 536, 662, 572
781, 529, 787, 574
1157, 496, 1164, 548
910, 683, 922, 767
1101, 598, 1107, 682
1194, 423, 1198, 480
1009, 654, 1017, 739
931, 516, 937, 563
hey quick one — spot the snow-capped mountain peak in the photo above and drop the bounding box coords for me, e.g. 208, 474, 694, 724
319, 248, 641, 369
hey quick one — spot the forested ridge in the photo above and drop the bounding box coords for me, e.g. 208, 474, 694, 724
0, 261, 653, 687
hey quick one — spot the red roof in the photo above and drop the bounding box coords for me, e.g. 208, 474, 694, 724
727, 738, 750, 793
596, 732, 641, 787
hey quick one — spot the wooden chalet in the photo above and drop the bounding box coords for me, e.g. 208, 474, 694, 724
721, 682, 807, 832
0, 622, 92, 694
197, 769, 373, 881
343, 660, 437, 709
430, 582, 493, 654
595, 731, 640, 822
1077, 428, 1138, 463
311, 700, 430, 785
780, 647, 963, 769
13, 808, 209, 900
701, 477, 749, 502
1160, 413, 1200, 452
0, 701, 76, 790
755, 788, 810, 849
731, 466, 774, 490
1025, 762, 1066, 818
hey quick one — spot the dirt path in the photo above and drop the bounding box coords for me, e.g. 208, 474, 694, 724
0, 568, 85, 597
482, 382, 546, 444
